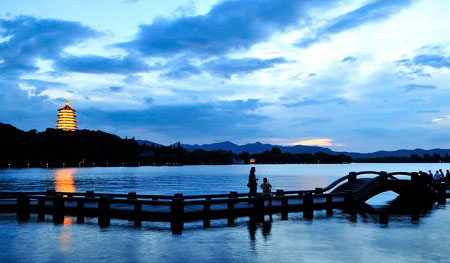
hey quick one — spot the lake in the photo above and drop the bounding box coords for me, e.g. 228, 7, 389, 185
0, 164, 449, 262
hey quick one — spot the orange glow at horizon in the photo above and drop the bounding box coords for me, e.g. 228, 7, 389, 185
55, 169, 76, 192
284, 138, 344, 147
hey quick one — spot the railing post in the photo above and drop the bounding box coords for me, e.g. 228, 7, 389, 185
379, 213, 389, 225
134, 202, 142, 227
127, 192, 137, 200
53, 194, 64, 223
171, 194, 184, 234
379, 171, 388, 183
38, 198, 45, 221
203, 197, 211, 228
17, 194, 30, 221
411, 172, 419, 183
77, 199, 85, 223
344, 192, 354, 207
348, 172, 357, 183
252, 195, 264, 222
438, 186, 446, 205
276, 190, 288, 220
303, 192, 313, 219
227, 191, 237, 226
98, 195, 110, 227
326, 195, 333, 215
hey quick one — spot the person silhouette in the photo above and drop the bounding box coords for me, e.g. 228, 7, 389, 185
434, 170, 441, 182
247, 167, 258, 198
261, 177, 273, 206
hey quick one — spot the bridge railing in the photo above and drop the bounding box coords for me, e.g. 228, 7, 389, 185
3, 189, 350, 231
322, 171, 383, 193
0, 171, 429, 201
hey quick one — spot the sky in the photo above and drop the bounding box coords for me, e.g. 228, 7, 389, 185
0, 0, 450, 152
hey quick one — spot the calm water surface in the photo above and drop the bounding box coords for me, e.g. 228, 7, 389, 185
0, 164, 449, 262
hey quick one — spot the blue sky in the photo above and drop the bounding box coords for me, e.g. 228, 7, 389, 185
1, 0, 450, 152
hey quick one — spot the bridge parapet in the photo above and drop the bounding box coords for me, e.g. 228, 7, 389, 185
323, 171, 384, 193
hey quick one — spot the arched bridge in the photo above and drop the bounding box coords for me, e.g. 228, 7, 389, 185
319, 171, 441, 204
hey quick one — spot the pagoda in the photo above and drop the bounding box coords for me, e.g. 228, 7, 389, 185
56, 98, 78, 131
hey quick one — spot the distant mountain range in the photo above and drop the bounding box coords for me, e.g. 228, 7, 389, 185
137, 140, 450, 159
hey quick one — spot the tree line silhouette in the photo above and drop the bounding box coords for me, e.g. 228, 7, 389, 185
354, 153, 450, 163
1, 122, 449, 168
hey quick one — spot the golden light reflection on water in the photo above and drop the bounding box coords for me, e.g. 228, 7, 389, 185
59, 206, 74, 253
54, 168, 77, 192
54, 169, 76, 253
64, 217, 73, 226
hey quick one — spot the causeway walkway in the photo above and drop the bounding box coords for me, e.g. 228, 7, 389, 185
1, 171, 448, 233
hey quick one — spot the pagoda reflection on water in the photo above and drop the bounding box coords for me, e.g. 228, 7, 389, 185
56, 98, 78, 131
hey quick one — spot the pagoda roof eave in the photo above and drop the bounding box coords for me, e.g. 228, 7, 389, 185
58, 105, 76, 111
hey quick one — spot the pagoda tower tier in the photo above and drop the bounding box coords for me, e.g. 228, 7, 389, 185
56, 98, 78, 131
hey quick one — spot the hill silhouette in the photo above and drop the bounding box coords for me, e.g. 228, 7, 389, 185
171, 141, 450, 159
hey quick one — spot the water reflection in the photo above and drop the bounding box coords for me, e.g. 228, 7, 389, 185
59, 218, 74, 253
248, 221, 272, 241
338, 196, 435, 227
54, 169, 77, 192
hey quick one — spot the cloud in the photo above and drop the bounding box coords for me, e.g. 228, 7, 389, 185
161, 56, 287, 79
295, 118, 331, 124
0, 79, 56, 130
117, 0, 334, 58
395, 46, 450, 78
410, 54, 450, 69
161, 58, 202, 79
123, 75, 143, 84
284, 138, 344, 147
296, 0, 414, 48
284, 97, 349, 107
432, 115, 450, 125
19, 79, 67, 94
203, 57, 287, 78
417, 110, 440, 114
55, 55, 149, 74
0, 16, 100, 131
399, 83, 436, 92
83, 99, 269, 139
341, 56, 357, 62
109, 86, 124, 92
0, 16, 99, 78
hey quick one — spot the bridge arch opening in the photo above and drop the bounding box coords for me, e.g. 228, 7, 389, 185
366, 190, 399, 206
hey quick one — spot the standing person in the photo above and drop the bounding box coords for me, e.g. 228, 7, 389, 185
439, 169, 444, 181
247, 167, 258, 198
428, 170, 434, 179
261, 177, 273, 206
434, 170, 441, 182
445, 170, 450, 183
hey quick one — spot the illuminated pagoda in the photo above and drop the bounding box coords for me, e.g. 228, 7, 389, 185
56, 98, 78, 131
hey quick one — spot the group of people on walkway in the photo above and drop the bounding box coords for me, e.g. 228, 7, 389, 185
247, 167, 450, 202
247, 167, 273, 205
419, 169, 450, 182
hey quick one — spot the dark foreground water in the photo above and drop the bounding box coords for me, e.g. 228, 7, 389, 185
0, 164, 449, 262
